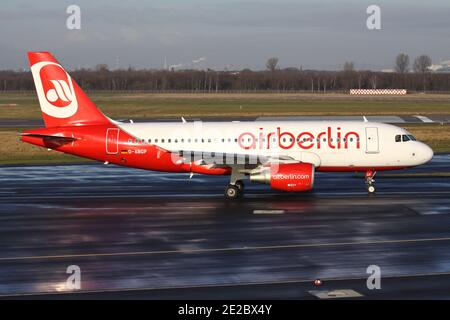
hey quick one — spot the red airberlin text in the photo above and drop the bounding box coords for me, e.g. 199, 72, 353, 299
238, 127, 360, 150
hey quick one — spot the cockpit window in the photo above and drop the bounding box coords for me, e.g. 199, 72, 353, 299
396, 134, 417, 142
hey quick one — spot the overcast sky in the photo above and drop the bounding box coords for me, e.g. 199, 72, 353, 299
0, 0, 449, 71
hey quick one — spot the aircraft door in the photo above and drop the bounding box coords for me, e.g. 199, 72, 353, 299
365, 127, 379, 154
106, 128, 119, 154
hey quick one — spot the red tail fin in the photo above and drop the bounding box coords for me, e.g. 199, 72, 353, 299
28, 52, 110, 128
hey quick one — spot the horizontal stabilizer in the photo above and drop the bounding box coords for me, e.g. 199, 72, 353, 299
20, 132, 78, 149
20, 133, 77, 142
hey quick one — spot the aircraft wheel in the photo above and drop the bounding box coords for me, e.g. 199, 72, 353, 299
225, 184, 241, 200
367, 185, 376, 194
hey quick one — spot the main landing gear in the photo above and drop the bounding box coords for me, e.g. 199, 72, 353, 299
224, 168, 245, 200
225, 183, 243, 199
365, 170, 376, 194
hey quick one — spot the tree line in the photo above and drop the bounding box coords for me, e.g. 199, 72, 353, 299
1, 55, 449, 92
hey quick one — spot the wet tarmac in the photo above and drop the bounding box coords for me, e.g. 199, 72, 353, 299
0, 154, 449, 299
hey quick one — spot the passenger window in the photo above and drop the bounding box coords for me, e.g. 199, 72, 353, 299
395, 135, 401, 142
155, 139, 158, 143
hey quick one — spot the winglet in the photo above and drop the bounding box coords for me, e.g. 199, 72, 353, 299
181, 117, 187, 123
363, 116, 369, 122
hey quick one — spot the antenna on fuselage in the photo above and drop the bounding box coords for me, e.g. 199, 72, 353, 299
181, 117, 187, 123
363, 116, 369, 122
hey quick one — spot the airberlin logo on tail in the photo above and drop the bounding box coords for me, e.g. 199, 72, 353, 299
30, 61, 78, 118
46, 80, 74, 103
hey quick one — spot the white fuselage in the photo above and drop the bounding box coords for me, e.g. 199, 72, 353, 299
118, 121, 433, 170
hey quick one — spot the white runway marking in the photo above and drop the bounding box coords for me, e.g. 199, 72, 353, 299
253, 210, 285, 215
309, 289, 363, 299
414, 115, 434, 123
413, 205, 450, 215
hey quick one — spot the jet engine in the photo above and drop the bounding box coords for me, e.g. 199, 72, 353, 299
250, 163, 315, 192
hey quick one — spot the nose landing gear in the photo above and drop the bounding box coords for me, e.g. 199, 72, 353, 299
365, 170, 376, 194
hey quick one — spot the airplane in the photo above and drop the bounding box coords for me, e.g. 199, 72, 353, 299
21, 52, 434, 199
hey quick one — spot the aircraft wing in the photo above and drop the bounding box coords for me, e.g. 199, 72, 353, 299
174, 150, 300, 169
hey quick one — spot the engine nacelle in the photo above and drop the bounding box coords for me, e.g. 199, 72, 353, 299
250, 163, 315, 192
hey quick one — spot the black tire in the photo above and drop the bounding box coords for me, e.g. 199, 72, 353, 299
225, 185, 241, 200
